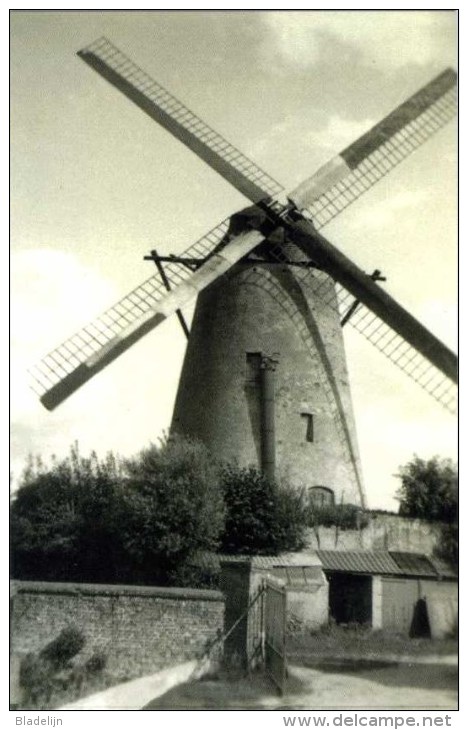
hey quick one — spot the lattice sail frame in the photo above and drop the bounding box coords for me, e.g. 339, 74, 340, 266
289, 69, 457, 227
264, 241, 457, 414
28, 219, 231, 399
78, 37, 283, 205
333, 286, 457, 414
30, 221, 457, 415
29, 39, 457, 413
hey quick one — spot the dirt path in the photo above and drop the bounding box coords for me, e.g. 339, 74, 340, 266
144, 662, 458, 710
59, 659, 209, 710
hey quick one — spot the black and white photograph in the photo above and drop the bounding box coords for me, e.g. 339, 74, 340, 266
10, 8, 458, 715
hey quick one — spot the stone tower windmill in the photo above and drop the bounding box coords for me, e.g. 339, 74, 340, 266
171, 207, 366, 506
30, 39, 457, 511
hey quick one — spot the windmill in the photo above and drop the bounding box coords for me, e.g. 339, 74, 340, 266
29, 38, 457, 509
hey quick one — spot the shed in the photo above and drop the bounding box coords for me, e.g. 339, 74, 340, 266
219, 553, 329, 653
315, 550, 457, 637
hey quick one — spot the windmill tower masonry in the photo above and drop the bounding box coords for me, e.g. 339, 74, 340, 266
171, 206, 366, 507
30, 39, 457, 515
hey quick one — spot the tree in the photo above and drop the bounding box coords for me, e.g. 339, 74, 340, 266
395, 455, 458, 570
434, 522, 458, 568
219, 465, 307, 555
396, 455, 458, 523
10, 444, 126, 582
11, 436, 224, 586
121, 435, 224, 585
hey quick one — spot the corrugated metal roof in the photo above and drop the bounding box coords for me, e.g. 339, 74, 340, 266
315, 550, 457, 578
316, 550, 401, 575
273, 565, 326, 586
219, 553, 321, 568
389, 552, 435, 576
214, 551, 456, 579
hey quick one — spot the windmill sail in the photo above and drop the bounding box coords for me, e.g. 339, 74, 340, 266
333, 285, 456, 414
31, 223, 265, 410
30, 44, 456, 413
289, 68, 457, 226
264, 225, 457, 414
78, 37, 283, 205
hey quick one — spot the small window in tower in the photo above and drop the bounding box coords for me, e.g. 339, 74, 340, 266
308, 486, 335, 508
245, 352, 262, 386
301, 412, 314, 442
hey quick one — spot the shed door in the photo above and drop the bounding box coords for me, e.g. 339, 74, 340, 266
381, 578, 419, 634
328, 573, 372, 625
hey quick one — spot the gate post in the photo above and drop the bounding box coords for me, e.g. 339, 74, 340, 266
219, 557, 268, 670
219, 558, 253, 670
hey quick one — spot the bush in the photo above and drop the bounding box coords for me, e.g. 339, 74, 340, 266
308, 502, 369, 531
10, 444, 125, 583
219, 465, 307, 554
121, 435, 224, 584
85, 652, 107, 674
20, 654, 53, 706
434, 522, 458, 569
168, 552, 221, 589
19, 632, 109, 709
396, 456, 458, 571
40, 626, 85, 668
396, 456, 457, 523
11, 437, 224, 588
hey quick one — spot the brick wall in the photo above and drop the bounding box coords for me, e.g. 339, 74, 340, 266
10, 581, 224, 680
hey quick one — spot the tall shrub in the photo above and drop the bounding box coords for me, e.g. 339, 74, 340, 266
219, 465, 307, 555
11, 437, 224, 586
121, 435, 224, 584
10, 444, 125, 582
396, 456, 457, 523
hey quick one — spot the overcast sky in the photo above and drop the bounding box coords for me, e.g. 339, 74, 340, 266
10, 10, 457, 509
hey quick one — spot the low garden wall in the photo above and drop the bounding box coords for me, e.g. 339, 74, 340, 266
10, 580, 225, 680
306, 513, 443, 553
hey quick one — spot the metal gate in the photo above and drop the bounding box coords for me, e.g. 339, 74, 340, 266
264, 579, 287, 694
